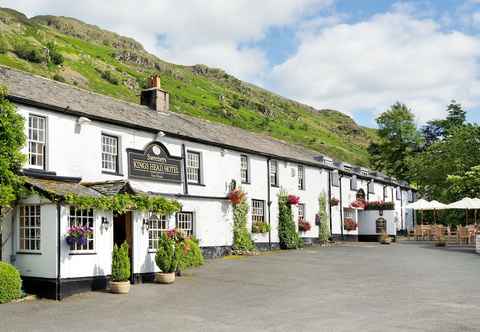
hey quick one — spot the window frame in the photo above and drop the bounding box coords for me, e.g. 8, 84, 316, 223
331, 171, 340, 187
27, 114, 47, 170
251, 199, 265, 224
186, 151, 202, 184
298, 165, 305, 190
396, 187, 402, 200
350, 175, 358, 191
68, 207, 95, 253
240, 154, 249, 184
148, 214, 168, 252
101, 133, 120, 174
176, 211, 194, 237
368, 181, 375, 194
270, 160, 279, 187
17, 205, 41, 253
298, 203, 305, 222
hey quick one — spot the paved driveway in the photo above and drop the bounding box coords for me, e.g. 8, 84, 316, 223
1, 242, 480, 332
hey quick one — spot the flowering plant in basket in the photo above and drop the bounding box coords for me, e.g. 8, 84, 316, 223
350, 198, 367, 209
298, 220, 311, 232
287, 195, 300, 205
66, 226, 92, 246
343, 218, 357, 231
330, 197, 339, 206
228, 188, 246, 205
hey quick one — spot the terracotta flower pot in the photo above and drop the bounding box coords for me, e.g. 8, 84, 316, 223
110, 281, 131, 294
155, 272, 176, 284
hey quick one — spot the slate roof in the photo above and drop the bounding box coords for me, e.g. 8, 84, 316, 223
25, 177, 102, 199
83, 180, 137, 196
0, 66, 411, 188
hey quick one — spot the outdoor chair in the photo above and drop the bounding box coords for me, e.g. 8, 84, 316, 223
447, 226, 458, 244
457, 226, 470, 245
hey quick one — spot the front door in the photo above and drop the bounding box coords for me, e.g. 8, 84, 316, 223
113, 212, 133, 282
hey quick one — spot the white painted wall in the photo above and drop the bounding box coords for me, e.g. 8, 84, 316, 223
358, 210, 396, 236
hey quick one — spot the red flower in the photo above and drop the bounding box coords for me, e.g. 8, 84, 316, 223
287, 195, 300, 205
298, 220, 311, 232
343, 218, 357, 231
330, 197, 339, 206
228, 188, 246, 205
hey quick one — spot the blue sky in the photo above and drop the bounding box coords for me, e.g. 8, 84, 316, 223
4, 0, 480, 127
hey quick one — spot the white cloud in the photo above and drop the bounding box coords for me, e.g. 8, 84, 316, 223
3, 0, 332, 82
271, 9, 480, 123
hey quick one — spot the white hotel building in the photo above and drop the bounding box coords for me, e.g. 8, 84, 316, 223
0, 66, 416, 299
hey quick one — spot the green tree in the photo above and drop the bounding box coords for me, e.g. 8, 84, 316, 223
111, 241, 130, 282
448, 165, 480, 199
278, 191, 301, 249
368, 102, 421, 181
0, 86, 26, 212
412, 124, 480, 200
421, 100, 466, 146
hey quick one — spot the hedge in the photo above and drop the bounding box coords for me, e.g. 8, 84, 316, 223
0, 262, 22, 303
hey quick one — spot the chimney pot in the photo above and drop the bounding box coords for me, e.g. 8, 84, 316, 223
140, 74, 169, 112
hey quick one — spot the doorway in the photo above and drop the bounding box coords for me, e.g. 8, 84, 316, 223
113, 211, 133, 282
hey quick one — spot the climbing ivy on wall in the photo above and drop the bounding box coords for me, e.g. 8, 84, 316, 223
64, 193, 181, 215
0, 85, 26, 213
231, 189, 255, 253
318, 193, 331, 243
278, 190, 301, 249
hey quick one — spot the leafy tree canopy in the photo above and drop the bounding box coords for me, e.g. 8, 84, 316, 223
0, 86, 26, 211
421, 100, 466, 147
368, 102, 422, 182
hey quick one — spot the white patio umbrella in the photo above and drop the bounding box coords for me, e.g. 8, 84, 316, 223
447, 198, 480, 224
427, 200, 448, 224
405, 199, 434, 225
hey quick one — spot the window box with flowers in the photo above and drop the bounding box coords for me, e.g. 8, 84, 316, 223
298, 220, 311, 232
65, 226, 93, 249
330, 197, 339, 206
364, 201, 395, 211
252, 221, 271, 234
343, 218, 357, 231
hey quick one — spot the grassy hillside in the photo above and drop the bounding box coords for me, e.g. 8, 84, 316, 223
0, 7, 377, 166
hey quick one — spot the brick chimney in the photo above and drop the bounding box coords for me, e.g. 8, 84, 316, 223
140, 75, 169, 112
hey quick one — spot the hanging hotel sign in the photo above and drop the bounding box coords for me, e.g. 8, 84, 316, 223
127, 142, 182, 183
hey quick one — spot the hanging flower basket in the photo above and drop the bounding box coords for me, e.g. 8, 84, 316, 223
330, 197, 339, 206
228, 188, 246, 205
344, 218, 357, 231
350, 198, 367, 209
298, 220, 311, 232
65, 226, 92, 246
287, 195, 300, 205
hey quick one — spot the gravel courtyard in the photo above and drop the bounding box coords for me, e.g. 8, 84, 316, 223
1, 242, 480, 332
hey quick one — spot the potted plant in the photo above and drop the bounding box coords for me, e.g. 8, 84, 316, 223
379, 231, 391, 244
110, 241, 131, 294
155, 232, 179, 284
252, 220, 271, 234
435, 234, 447, 247
330, 197, 339, 206
343, 218, 357, 231
298, 220, 311, 232
287, 195, 300, 205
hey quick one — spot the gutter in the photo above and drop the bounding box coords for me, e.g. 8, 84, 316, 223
267, 158, 272, 250
56, 202, 61, 301
339, 174, 344, 240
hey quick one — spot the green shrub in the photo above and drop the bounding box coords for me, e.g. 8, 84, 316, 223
53, 74, 66, 83
46, 42, 64, 65
232, 197, 256, 252
111, 241, 130, 282
278, 191, 300, 249
101, 70, 120, 85
0, 39, 8, 54
0, 262, 22, 303
13, 43, 45, 63
178, 237, 204, 271
318, 193, 331, 243
252, 220, 271, 234
155, 232, 179, 273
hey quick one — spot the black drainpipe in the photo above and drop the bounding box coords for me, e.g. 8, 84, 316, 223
400, 188, 404, 231
267, 158, 272, 250
181, 144, 188, 195
327, 171, 332, 234
339, 174, 344, 240
56, 202, 61, 301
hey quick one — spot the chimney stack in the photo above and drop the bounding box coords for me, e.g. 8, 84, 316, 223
140, 74, 169, 112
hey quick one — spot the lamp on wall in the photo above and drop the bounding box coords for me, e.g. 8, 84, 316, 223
101, 217, 110, 230
156, 131, 166, 141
